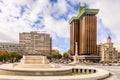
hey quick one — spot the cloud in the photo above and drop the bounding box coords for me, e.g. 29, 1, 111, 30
0, 0, 70, 53
0, 0, 35, 42
0, 0, 120, 52
68, 0, 120, 51
89, 0, 120, 50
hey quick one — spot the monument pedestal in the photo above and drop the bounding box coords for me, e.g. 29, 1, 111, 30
70, 42, 79, 64
20, 55, 49, 64
73, 54, 79, 64
14, 55, 54, 68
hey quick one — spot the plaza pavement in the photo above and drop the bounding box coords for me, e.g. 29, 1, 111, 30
87, 65, 120, 80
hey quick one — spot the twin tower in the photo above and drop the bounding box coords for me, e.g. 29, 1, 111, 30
69, 4, 99, 60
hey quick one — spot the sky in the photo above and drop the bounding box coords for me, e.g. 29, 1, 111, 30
0, 0, 120, 53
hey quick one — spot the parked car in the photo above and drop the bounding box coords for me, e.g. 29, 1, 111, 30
108, 63, 112, 66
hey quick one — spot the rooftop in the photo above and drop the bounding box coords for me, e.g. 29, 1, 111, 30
69, 4, 99, 23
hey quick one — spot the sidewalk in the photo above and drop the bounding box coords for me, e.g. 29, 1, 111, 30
104, 73, 118, 80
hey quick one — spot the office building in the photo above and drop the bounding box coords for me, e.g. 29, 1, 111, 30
69, 4, 100, 62
19, 31, 52, 56
0, 42, 24, 53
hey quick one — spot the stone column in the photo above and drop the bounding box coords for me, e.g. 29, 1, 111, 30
74, 42, 79, 63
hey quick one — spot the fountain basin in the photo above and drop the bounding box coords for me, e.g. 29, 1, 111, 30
0, 64, 72, 76
0, 65, 110, 80
0, 55, 110, 79
0, 55, 73, 76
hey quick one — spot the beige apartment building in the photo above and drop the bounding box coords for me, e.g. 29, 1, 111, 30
0, 42, 24, 53
97, 36, 119, 63
19, 31, 52, 56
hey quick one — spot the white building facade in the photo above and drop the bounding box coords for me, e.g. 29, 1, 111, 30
0, 42, 24, 53
98, 36, 119, 63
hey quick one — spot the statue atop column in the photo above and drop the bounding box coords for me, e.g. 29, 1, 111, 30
73, 42, 79, 64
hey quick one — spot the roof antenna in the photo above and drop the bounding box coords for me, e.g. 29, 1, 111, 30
84, 3, 86, 7
78, 2, 81, 13
79, 2, 81, 7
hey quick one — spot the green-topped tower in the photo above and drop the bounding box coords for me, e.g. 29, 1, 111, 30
69, 4, 100, 62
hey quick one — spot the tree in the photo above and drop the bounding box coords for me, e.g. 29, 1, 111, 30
51, 52, 58, 59
51, 49, 62, 59
63, 52, 69, 60
9, 52, 22, 63
0, 50, 22, 63
58, 53, 62, 59
0, 50, 9, 62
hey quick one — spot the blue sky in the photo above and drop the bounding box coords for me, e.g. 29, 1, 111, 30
0, 0, 120, 53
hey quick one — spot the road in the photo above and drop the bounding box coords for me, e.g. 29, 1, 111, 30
87, 65, 120, 80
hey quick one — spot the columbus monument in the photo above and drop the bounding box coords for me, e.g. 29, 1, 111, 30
69, 4, 100, 62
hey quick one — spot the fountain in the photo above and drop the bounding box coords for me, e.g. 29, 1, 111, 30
0, 53, 110, 80
0, 54, 72, 76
